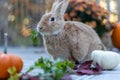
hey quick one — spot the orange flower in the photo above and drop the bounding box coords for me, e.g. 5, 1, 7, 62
86, 10, 91, 15
65, 0, 110, 37
64, 13, 71, 21
79, 6, 84, 12
76, 0, 85, 3
70, 10, 77, 17
90, 21, 96, 28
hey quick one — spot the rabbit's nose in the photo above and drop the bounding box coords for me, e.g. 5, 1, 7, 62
37, 24, 44, 31
39, 27, 43, 30
37, 27, 43, 32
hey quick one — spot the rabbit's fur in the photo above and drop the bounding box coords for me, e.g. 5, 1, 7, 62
37, 0, 102, 62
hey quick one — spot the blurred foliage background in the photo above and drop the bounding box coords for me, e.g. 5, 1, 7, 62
0, 0, 45, 46
0, 0, 118, 47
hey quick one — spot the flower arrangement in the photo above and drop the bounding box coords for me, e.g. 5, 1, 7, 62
64, 0, 110, 37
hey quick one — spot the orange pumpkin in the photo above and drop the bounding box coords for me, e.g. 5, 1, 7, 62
0, 52, 23, 79
111, 22, 120, 49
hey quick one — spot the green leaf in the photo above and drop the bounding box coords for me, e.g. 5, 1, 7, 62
31, 29, 39, 45
7, 67, 16, 75
25, 66, 35, 73
27, 57, 74, 80
7, 67, 19, 80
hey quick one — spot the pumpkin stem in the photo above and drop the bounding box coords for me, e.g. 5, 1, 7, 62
4, 33, 8, 54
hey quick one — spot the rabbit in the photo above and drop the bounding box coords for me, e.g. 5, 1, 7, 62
37, 0, 102, 63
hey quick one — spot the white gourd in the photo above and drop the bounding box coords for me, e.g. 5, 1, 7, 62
91, 50, 120, 69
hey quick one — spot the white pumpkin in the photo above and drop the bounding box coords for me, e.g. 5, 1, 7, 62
91, 50, 120, 69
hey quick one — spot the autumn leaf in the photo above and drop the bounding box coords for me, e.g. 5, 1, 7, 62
75, 61, 102, 75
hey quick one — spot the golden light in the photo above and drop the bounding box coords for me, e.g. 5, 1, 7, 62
8, 14, 15, 22
103, 19, 107, 24
99, 0, 107, 9
99, 0, 118, 23
21, 25, 31, 37
109, 13, 118, 23
23, 18, 29, 25
109, 0, 118, 23
110, 0, 118, 13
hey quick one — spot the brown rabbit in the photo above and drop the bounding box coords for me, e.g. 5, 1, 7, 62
37, 0, 102, 63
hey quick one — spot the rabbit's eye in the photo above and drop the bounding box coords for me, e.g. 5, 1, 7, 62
50, 17, 56, 22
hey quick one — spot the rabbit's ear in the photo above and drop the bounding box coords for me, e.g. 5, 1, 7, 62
51, 0, 61, 12
55, 0, 69, 15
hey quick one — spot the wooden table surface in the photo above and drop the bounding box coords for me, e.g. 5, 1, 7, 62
0, 47, 119, 80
